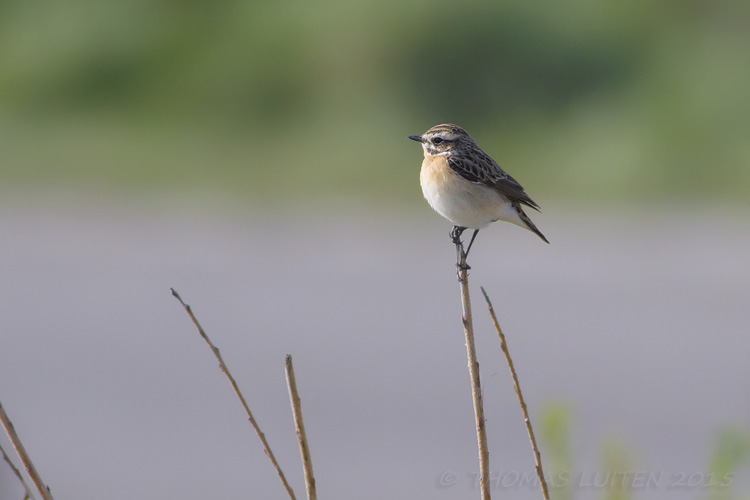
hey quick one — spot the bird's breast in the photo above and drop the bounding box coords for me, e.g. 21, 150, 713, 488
419, 155, 456, 196
420, 155, 465, 217
419, 154, 507, 229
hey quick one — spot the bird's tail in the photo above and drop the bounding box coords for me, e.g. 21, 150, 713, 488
514, 203, 549, 244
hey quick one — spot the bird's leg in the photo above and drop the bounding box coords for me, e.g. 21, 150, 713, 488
450, 226, 471, 278
449, 225, 466, 245
450, 226, 467, 264
463, 230, 480, 260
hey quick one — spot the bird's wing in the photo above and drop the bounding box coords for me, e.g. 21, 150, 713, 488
448, 151, 541, 211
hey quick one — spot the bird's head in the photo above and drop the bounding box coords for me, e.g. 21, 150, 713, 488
408, 123, 475, 156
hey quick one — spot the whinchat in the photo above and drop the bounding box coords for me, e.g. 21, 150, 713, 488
409, 123, 548, 256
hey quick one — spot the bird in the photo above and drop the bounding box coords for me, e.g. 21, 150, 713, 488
409, 123, 548, 259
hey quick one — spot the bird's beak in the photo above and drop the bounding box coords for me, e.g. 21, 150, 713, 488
408, 135, 424, 143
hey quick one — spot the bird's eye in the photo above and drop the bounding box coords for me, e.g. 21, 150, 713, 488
432, 137, 444, 145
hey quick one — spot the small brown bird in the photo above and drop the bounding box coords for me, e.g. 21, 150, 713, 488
409, 123, 548, 256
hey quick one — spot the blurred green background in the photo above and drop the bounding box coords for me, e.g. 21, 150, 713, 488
2, 3, 750, 497
2, 0, 749, 205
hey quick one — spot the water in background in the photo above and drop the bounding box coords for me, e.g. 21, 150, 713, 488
1, 193, 748, 499
1, 1, 749, 497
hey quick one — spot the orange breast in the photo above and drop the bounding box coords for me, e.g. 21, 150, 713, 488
419, 155, 455, 191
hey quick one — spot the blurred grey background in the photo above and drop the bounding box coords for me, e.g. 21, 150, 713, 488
1, 1, 749, 499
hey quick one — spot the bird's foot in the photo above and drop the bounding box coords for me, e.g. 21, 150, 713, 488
450, 226, 466, 245
450, 226, 472, 281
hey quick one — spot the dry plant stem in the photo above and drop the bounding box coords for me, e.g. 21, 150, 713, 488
170, 288, 297, 500
1, 442, 37, 500
481, 287, 550, 500
456, 247, 491, 500
285, 355, 317, 500
0, 400, 52, 500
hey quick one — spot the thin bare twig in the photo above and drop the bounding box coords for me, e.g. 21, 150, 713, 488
171, 288, 297, 500
456, 246, 491, 500
1, 441, 36, 500
0, 400, 52, 500
285, 355, 317, 500
481, 286, 550, 500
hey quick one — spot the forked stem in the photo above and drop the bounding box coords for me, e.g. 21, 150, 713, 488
455, 241, 491, 500
285, 355, 317, 500
0, 440, 38, 500
481, 286, 550, 500
171, 288, 297, 500
0, 400, 52, 500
